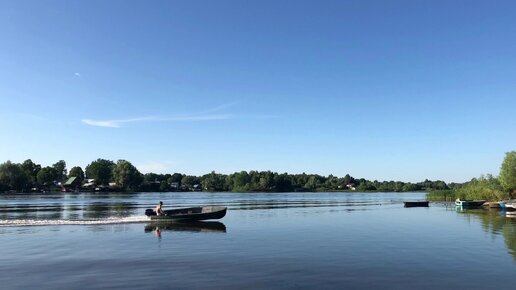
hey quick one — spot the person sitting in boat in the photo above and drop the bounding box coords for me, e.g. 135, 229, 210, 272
156, 201, 164, 216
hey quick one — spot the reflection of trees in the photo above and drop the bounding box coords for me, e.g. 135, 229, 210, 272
83, 203, 110, 218
83, 202, 138, 218
503, 218, 516, 261
474, 209, 506, 237
110, 202, 136, 217
458, 209, 516, 261
0, 203, 64, 220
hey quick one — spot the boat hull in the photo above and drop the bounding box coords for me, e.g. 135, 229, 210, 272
404, 201, 429, 207
455, 200, 486, 208
146, 206, 227, 221
505, 203, 516, 211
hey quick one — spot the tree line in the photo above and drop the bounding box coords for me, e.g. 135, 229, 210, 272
427, 151, 516, 201
2, 151, 514, 198
0, 158, 457, 193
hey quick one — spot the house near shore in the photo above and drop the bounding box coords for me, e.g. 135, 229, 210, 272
170, 182, 180, 191
82, 179, 96, 189
61, 177, 81, 192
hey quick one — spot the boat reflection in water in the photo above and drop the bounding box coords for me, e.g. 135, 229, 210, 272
506, 211, 516, 218
144, 221, 227, 238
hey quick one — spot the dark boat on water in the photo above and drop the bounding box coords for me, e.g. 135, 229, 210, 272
455, 199, 486, 208
145, 206, 227, 221
404, 201, 429, 207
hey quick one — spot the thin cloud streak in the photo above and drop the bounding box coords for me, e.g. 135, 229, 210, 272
82, 116, 156, 128
164, 114, 231, 121
82, 119, 120, 128
80, 103, 277, 128
197, 102, 237, 114
81, 114, 231, 128
236, 114, 281, 120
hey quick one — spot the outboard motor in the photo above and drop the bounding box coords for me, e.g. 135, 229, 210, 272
145, 209, 156, 216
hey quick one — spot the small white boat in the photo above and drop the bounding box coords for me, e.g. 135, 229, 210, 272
505, 203, 516, 211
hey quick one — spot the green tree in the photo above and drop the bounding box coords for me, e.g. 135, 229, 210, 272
112, 160, 143, 190
68, 166, 85, 184
292, 173, 308, 189
323, 175, 341, 190
233, 171, 251, 191
52, 160, 67, 181
85, 159, 115, 185
21, 159, 41, 185
500, 151, 516, 194
37, 167, 58, 186
343, 174, 355, 186
394, 181, 405, 192
304, 175, 322, 191
144, 173, 161, 183
433, 180, 449, 190
402, 183, 421, 192
201, 171, 227, 191
159, 181, 170, 191
170, 173, 183, 183
356, 180, 376, 191
0, 161, 29, 191
274, 173, 293, 192
181, 175, 200, 189
258, 171, 274, 191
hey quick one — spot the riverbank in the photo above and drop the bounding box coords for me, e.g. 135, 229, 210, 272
426, 175, 512, 201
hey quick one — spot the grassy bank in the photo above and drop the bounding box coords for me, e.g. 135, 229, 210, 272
426, 190, 457, 201
455, 177, 510, 201
426, 176, 512, 201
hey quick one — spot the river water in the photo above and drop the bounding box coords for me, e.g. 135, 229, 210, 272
1, 192, 515, 289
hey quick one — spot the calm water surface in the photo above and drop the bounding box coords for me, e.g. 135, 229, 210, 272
1, 192, 516, 289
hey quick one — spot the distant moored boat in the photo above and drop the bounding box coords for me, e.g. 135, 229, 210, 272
455, 199, 485, 208
403, 201, 429, 207
505, 202, 516, 211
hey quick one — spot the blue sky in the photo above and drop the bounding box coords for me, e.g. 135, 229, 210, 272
1, 0, 515, 182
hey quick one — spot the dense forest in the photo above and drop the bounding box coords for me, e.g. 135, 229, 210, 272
1, 152, 514, 197
0, 158, 453, 193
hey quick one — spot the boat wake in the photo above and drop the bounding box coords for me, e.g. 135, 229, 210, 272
0, 216, 150, 227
